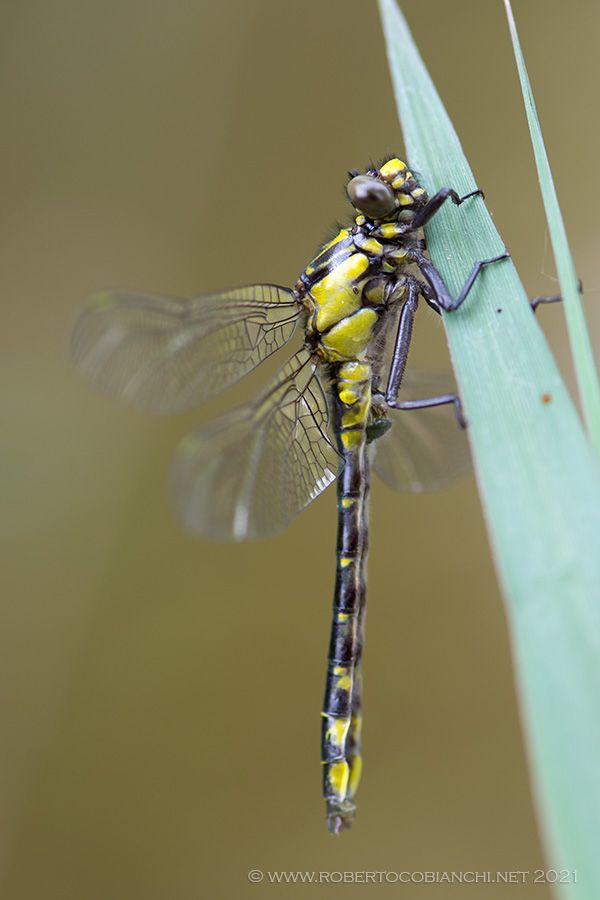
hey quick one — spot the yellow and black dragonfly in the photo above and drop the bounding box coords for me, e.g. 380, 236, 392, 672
70, 157, 506, 833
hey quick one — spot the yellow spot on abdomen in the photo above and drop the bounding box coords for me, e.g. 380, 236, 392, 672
321, 308, 378, 360
339, 387, 359, 405
341, 397, 369, 428
336, 674, 351, 691
341, 430, 362, 451
348, 755, 363, 798
338, 361, 370, 382
326, 761, 350, 800
326, 716, 351, 749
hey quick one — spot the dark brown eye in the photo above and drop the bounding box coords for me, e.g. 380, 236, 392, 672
347, 175, 395, 218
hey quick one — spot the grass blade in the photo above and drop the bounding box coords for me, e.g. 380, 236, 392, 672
503, 0, 600, 457
378, 0, 600, 893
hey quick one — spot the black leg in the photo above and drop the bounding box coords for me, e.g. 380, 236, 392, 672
384, 279, 419, 405
411, 249, 510, 313
382, 183, 509, 430
387, 392, 467, 429
531, 292, 562, 313
530, 280, 581, 313
383, 251, 510, 429
384, 279, 467, 428
410, 187, 484, 230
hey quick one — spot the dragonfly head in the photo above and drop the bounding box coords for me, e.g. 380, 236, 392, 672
346, 158, 428, 223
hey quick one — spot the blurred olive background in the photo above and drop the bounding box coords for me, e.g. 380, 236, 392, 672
1, 0, 599, 897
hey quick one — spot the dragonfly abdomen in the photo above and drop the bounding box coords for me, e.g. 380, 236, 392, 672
322, 361, 372, 834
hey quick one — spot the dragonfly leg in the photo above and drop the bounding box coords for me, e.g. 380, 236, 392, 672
531, 292, 562, 312
384, 250, 509, 426
410, 186, 484, 230
383, 278, 466, 427
384, 279, 419, 405
531, 280, 581, 312
412, 248, 511, 313
388, 393, 467, 429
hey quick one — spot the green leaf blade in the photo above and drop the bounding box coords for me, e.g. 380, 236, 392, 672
379, 0, 600, 893
503, 0, 600, 455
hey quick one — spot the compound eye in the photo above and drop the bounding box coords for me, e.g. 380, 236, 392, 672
347, 175, 396, 218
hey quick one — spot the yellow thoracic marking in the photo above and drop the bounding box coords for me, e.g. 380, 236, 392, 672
320, 228, 351, 252
387, 247, 410, 265
347, 755, 363, 799
340, 557, 352, 567
379, 222, 400, 239
360, 237, 383, 256
336, 611, 349, 621
326, 760, 350, 799
341, 498, 354, 509
377, 221, 413, 240
398, 193, 415, 206
320, 308, 378, 360
304, 228, 350, 275
311, 254, 369, 332
332, 665, 346, 676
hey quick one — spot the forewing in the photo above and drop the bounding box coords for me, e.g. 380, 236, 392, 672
372, 370, 472, 492
69, 285, 302, 413
171, 350, 339, 541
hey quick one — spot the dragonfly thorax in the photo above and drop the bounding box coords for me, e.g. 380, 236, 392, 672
297, 159, 429, 368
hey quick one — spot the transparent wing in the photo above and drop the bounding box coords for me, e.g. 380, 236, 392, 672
171, 349, 338, 541
371, 370, 472, 492
69, 285, 302, 413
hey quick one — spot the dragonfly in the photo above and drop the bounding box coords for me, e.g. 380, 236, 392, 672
70, 157, 509, 834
